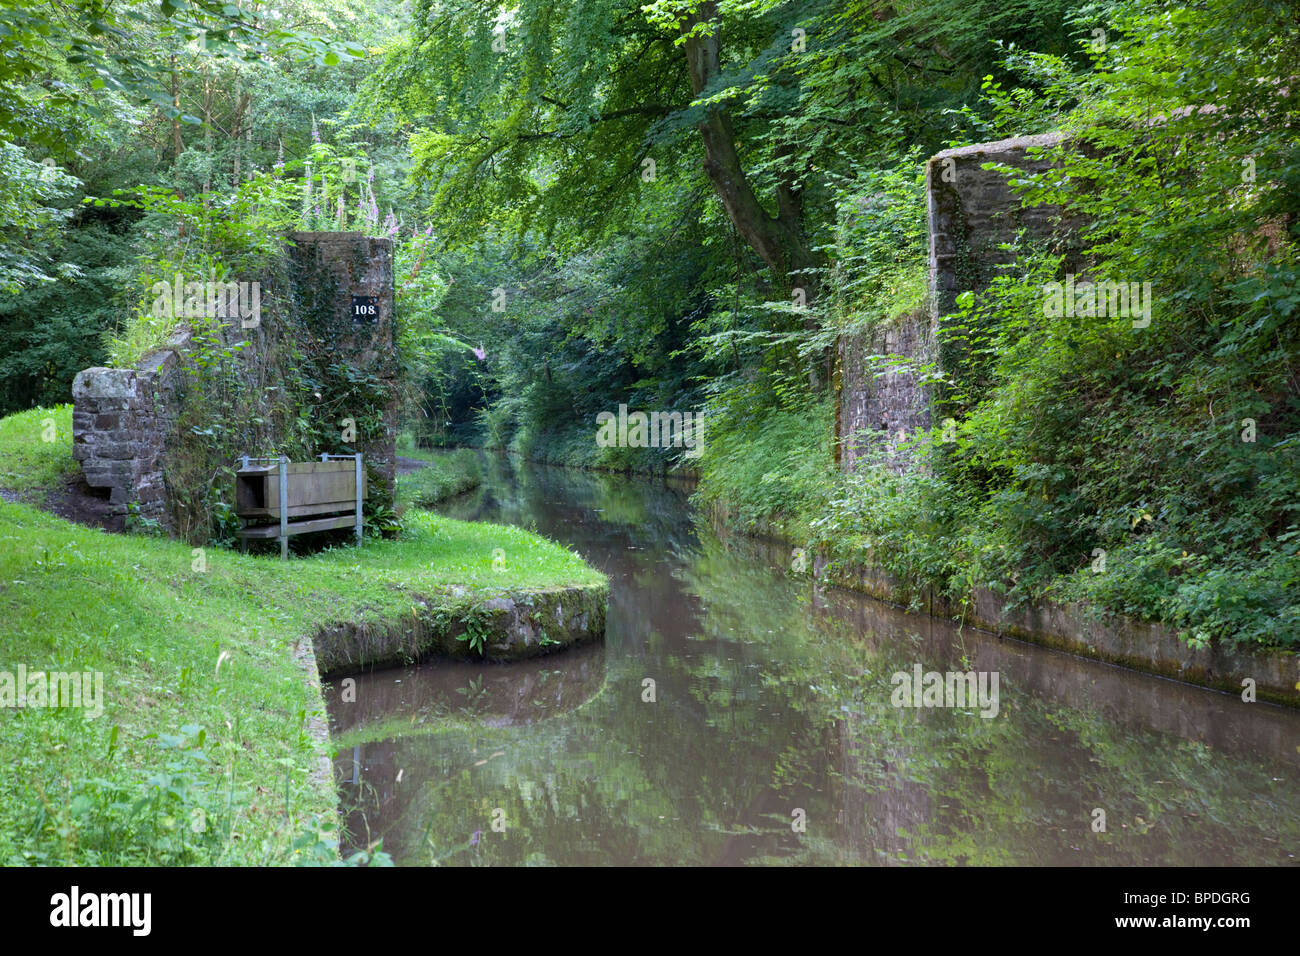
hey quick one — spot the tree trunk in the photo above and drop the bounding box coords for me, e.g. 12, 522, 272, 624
232, 69, 252, 182
678, 3, 814, 296
170, 55, 183, 161
679, 4, 825, 388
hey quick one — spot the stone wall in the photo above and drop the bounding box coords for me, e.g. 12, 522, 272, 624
837, 132, 1078, 474
71, 331, 190, 529
312, 583, 609, 676
290, 232, 398, 494
71, 232, 396, 532
837, 310, 933, 473
925, 131, 1076, 318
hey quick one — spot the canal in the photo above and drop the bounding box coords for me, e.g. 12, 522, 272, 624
325, 454, 1300, 865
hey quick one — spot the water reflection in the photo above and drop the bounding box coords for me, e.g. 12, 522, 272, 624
324, 455, 1300, 866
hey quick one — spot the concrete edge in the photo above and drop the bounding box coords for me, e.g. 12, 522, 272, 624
290, 632, 343, 862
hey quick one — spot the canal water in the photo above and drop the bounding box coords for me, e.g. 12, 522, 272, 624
325, 454, 1300, 865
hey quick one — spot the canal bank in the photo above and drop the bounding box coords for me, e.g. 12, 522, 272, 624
0, 408, 609, 864
707, 501, 1300, 708
311, 582, 607, 674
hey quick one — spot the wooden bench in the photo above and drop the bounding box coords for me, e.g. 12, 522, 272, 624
235, 454, 366, 558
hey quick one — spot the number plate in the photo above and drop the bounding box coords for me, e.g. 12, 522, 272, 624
351, 295, 379, 324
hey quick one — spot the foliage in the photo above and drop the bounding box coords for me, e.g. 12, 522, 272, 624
936, 0, 1300, 644
697, 0, 1300, 647
694, 388, 836, 536
453, 605, 494, 657
0, 141, 82, 292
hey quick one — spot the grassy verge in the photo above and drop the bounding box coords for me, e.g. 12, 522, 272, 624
0, 407, 604, 865
0, 404, 74, 497
696, 395, 1299, 650
396, 446, 482, 507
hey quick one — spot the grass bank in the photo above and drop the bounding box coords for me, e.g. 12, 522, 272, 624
0, 405, 605, 865
695, 395, 1300, 652
396, 441, 483, 507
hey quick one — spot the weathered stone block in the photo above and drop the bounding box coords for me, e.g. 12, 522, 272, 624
135, 485, 164, 504
72, 368, 143, 402
83, 464, 133, 487
94, 442, 139, 460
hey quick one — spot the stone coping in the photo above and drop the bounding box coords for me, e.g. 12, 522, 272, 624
311, 583, 608, 676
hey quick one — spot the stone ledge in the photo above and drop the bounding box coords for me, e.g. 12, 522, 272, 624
311, 582, 609, 677
930, 131, 1065, 163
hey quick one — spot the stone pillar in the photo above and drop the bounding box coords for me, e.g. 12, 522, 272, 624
926, 131, 1071, 318
71, 234, 397, 534
71, 332, 188, 529
837, 132, 1083, 476
289, 232, 398, 505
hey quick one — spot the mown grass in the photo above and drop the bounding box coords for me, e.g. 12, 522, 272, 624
0, 408, 603, 865
0, 404, 75, 495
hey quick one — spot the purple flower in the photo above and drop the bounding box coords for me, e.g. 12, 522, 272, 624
472, 346, 486, 361
469, 829, 482, 847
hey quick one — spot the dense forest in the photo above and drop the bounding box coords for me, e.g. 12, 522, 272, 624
2, 0, 1297, 646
